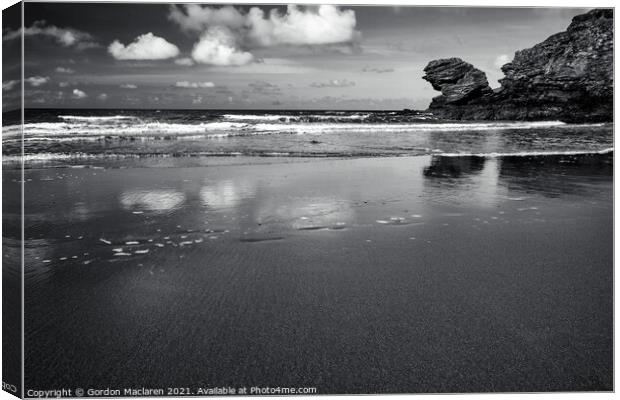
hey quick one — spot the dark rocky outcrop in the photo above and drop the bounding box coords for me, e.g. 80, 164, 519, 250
423, 58, 493, 105
422, 8, 613, 122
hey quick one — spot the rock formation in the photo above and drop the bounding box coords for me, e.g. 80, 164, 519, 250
422, 8, 613, 122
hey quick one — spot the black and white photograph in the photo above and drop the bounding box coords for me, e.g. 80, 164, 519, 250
1, 0, 615, 397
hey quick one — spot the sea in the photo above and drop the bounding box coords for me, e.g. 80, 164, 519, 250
1, 108, 614, 167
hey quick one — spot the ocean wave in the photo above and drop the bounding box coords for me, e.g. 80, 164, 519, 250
58, 115, 137, 121
222, 113, 370, 122
6, 121, 251, 139
9, 121, 592, 137
10, 120, 594, 141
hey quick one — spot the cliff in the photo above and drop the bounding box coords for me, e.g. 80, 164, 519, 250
422, 9, 613, 122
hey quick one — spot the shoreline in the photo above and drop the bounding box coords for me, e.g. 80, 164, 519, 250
2, 148, 614, 171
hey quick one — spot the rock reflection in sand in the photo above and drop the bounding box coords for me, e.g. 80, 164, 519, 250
422, 156, 505, 207
120, 189, 186, 213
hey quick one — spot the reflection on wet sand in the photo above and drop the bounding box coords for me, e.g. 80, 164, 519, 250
16, 154, 612, 392
120, 189, 186, 213
421, 152, 613, 202
423, 156, 486, 179
497, 153, 614, 197
200, 179, 255, 210
256, 197, 354, 230
421, 156, 505, 207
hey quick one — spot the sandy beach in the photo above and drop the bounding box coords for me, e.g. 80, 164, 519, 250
6, 153, 611, 393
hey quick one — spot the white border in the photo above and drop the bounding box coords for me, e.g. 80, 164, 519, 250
0, 2, 616, 400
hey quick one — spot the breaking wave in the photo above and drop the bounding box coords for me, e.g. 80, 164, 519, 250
4, 119, 607, 143
3, 110, 613, 166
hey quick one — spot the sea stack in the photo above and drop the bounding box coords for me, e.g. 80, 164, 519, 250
422, 8, 613, 122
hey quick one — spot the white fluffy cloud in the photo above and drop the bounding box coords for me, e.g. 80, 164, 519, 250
108, 33, 180, 60
3, 21, 98, 49
191, 27, 254, 66
169, 5, 358, 66
25, 76, 49, 87
169, 5, 245, 33
58, 82, 70, 88
97, 93, 108, 101
247, 5, 358, 47
175, 81, 215, 88
494, 54, 511, 69
72, 89, 87, 99
120, 83, 138, 89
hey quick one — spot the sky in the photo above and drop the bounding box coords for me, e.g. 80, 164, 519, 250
2, 3, 590, 110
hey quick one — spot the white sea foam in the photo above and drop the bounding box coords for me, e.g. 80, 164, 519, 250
223, 114, 292, 121
222, 113, 370, 122
12, 120, 598, 143
58, 115, 137, 121
439, 148, 614, 158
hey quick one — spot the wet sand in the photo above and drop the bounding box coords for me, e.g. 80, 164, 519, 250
9, 154, 612, 393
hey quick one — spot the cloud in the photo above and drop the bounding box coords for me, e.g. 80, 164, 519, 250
245, 5, 358, 47
120, 83, 138, 89
25, 76, 49, 87
108, 33, 180, 60
2, 80, 19, 91
494, 54, 511, 69
55, 66, 75, 74
3, 21, 99, 49
174, 81, 215, 88
310, 79, 355, 88
362, 66, 394, 73
58, 82, 70, 88
97, 93, 108, 101
169, 5, 359, 66
191, 27, 254, 66
174, 57, 195, 66
72, 89, 87, 99
169, 5, 245, 33
248, 80, 281, 96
